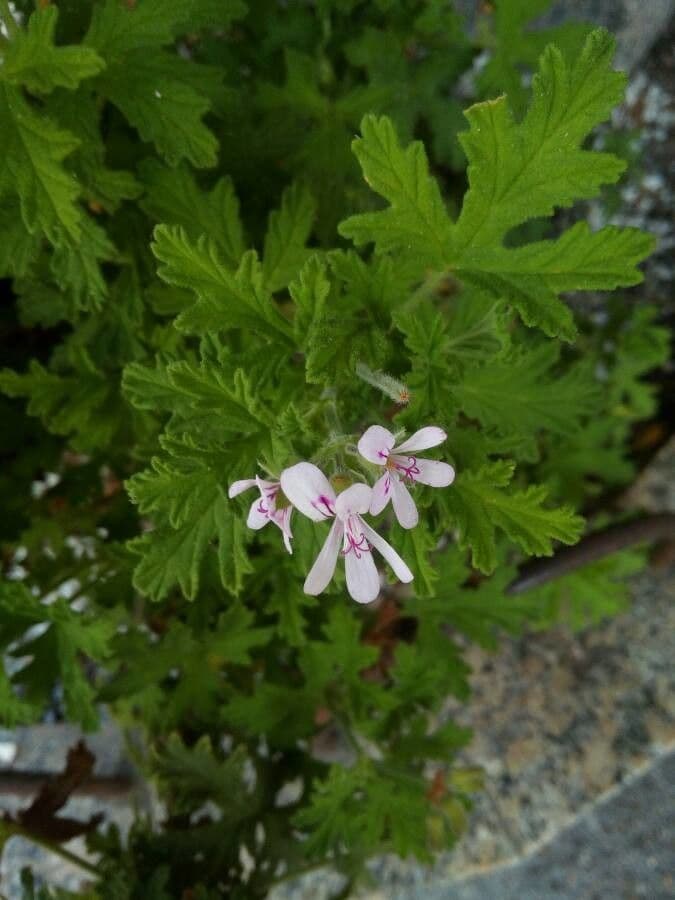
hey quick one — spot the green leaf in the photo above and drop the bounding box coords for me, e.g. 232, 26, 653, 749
0, 201, 41, 277
152, 226, 293, 343
152, 224, 228, 295
301, 254, 396, 385
15, 281, 70, 328
293, 763, 371, 859
345, 14, 470, 168
49, 601, 115, 729
215, 503, 257, 595
0, 84, 81, 244
453, 343, 601, 443
389, 521, 438, 597
0, 666, 37, 728
528, 547, 646, 630
455, 223, 655, 341
85, 0, 228, 169
125, 365, 266, 600
96, 51, 220, 168
454, 30, 627, 251
130, 484, 253, 601
262, 181, 316, 292
393, 717, 473, 766
367, 770, 432, 860
300, 606, 379, 690
298, 606, 383, 723
538, 417, 634, 505
290, 254, 330, 343
344, 33, 652, 340
174, 0, 248, 29
210, 602, 273, 665
50, 219, 119, 311
329, 248, 407, 316
122, 360, 178, 412
46, 90, 141, 215
393, 304, 456, 423
295, 760, 432, 861
223, 683, 315, 744
391, 642, 448, 707
429, 548, 538, 650
85, 0, 184, 55
442, 460, 584, 573
0, 6, 105, 94
0, 361, 120, 452
85, 0, 246, 56
141, 163, 245, 268
476, 0, 590, 113
127, 461, 220, 529
610, 305, 671, 418
339, 114, 452, 270
0, 580, 114, 731
265, 584, 317, 647
442, 289, 507, 365
165, 362, 272, 432
153, 736, 253, 820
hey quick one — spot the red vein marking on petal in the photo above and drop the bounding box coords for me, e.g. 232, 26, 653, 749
393, 456, 421, 481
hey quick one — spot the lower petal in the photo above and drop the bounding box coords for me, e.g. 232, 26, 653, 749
228, 478, 257, 498
282, 509, 293, 555
410, 458, 455, 487
271, 508, 293, 554
370, 473, 392, 516
344, 541, 380, 604
247, 499, 269, 530
361, 520, 414, 584
304, 519, 343, 595
391, 478, 418, 529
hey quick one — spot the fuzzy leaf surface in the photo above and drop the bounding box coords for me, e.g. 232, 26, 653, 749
442, 461, 584, 573
1, 7, 105, 94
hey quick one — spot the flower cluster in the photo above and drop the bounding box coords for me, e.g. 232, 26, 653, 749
229, 425, 455, 604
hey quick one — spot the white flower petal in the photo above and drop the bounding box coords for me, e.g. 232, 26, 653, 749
391, 478, 418, 529
410, 458, 455, 487
357, 425, 396, 464
335, 483, 372, 520
344, 539, 380, 604
370, 472, 393, 515
304, 519, 343, 595
361, 520, 414, 584
394, 426, 447, 455
272, 508, 293, 554
228, 478, 258, 498
247, 498, 269, 530
283, 529, 293, 554
280, 462, 336, 522
255, 476, 280, 494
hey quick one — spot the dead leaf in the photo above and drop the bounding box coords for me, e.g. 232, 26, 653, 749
13, 741, 103, 842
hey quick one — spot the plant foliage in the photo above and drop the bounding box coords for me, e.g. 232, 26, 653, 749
0, 1, 667, 897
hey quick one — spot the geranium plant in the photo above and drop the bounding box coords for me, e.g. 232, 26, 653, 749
0, 1, 668, 897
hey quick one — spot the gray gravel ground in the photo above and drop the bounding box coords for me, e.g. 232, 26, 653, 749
426, 751, 674, 900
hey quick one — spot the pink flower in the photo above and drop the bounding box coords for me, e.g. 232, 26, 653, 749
228, 476, 293, 553
357, 425, 455, 529
280, 462, 413, 604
